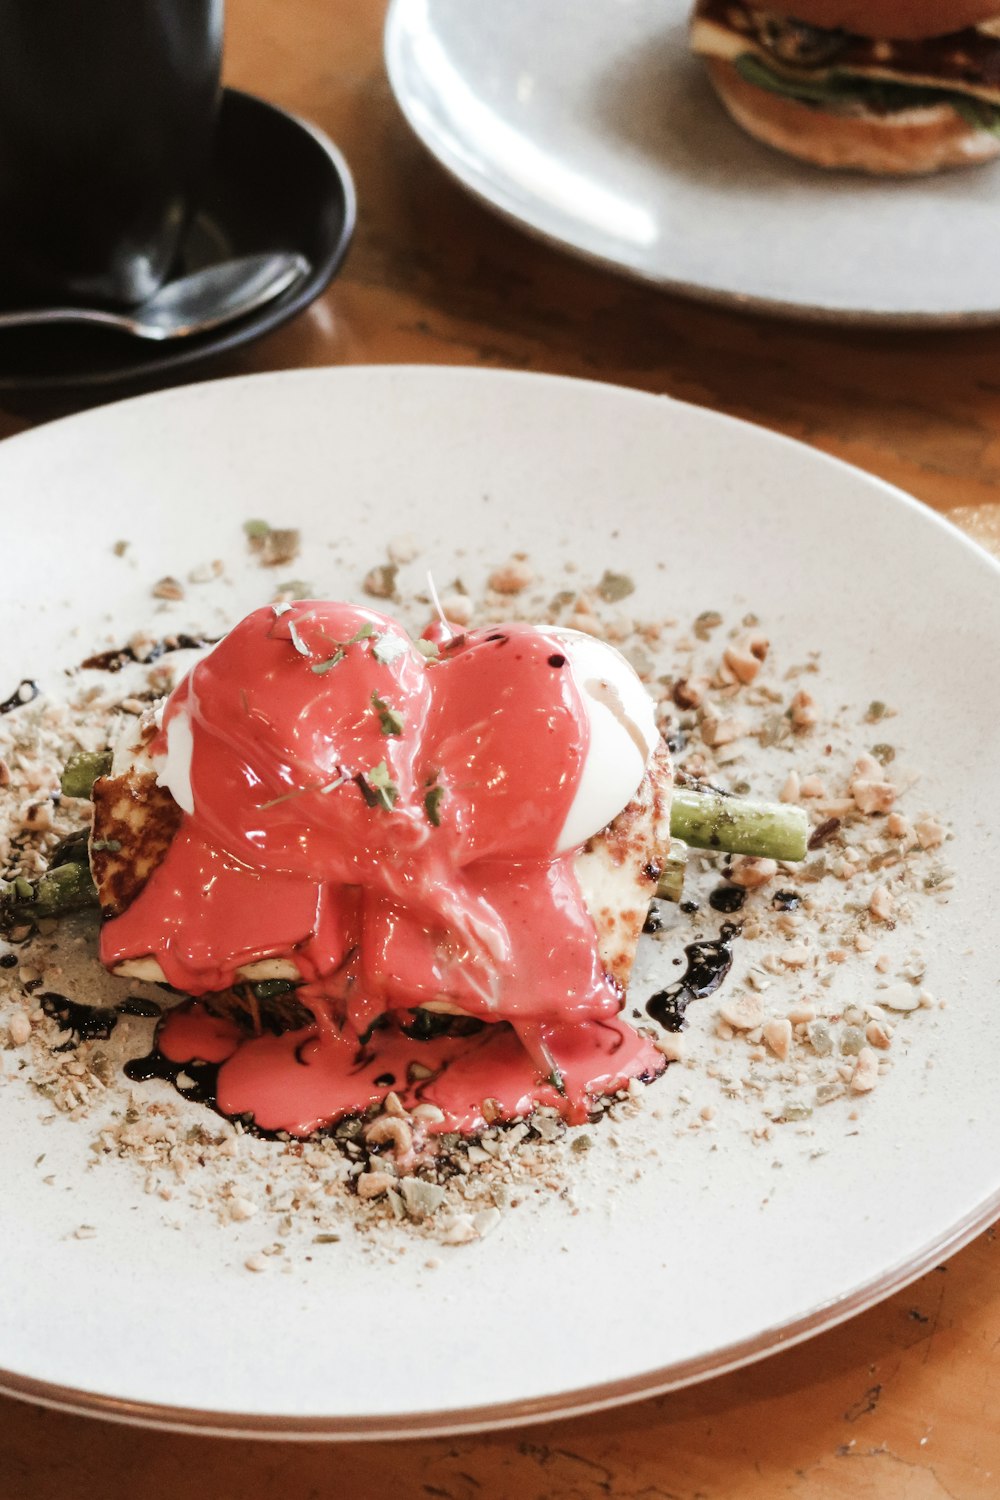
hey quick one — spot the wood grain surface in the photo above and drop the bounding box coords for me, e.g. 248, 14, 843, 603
3, 1, 1000, 1494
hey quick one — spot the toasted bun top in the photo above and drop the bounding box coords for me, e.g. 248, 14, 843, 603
759, 1, 1000, 40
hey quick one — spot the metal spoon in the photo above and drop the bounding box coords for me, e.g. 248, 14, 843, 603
0, 252, 311, 341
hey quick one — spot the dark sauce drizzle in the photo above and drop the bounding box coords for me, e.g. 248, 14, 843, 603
0, 953, 18, 969
1, 680, 40, 715
81, 634, 217, 674
646, 922, 741, 1034
124, 1048, 221, 1109
116, 996, 163, 1018
709, 884, 747, 914
772, 889, 801, 911
40, 992, 118, 1051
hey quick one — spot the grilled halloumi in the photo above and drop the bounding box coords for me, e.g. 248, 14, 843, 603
91, 714, 673, 1005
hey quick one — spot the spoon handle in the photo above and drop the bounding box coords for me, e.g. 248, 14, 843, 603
0, 306, 128, 333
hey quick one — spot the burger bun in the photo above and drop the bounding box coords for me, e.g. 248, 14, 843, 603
706, 56, 1000, 174
757, 1, 1000, 41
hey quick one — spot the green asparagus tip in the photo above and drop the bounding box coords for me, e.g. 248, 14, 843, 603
60, 750, 112, 801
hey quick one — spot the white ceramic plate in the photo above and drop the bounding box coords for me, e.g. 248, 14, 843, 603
385, 0, 1000, 324
2, 366, 1000, 1439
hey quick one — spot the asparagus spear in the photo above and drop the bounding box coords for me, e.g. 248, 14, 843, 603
61, 750, 112, 800
1, 767, 809, 936
57, 750, 809, 861
670, 786, 808, 862
0, 860, 98, 933
656, 843, 688, 904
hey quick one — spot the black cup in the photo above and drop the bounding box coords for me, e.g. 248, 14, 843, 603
0, 0, 223, 309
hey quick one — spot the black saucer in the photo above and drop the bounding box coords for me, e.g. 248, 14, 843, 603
0, 89, 356, 392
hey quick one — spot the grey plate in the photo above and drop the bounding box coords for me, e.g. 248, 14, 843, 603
385, 0, 1000, 325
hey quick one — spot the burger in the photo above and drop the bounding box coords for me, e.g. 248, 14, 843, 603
689, 2, 1000, 173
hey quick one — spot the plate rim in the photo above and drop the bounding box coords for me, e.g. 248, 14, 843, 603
2, 362, 999, 1439
383, 0, 1000, 330
0, 1188, 995, 1440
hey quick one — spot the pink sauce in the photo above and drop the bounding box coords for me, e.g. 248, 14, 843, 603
103, 603, 664, 1135
158, 1004, 662, 1135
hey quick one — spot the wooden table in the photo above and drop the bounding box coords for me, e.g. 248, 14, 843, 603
3, 1, 1000, 1494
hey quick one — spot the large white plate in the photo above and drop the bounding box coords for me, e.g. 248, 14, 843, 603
385, 0, 1000, 324
2, 366, 1000, 1438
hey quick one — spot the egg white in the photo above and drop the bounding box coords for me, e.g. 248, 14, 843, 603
552, 628, 659, 853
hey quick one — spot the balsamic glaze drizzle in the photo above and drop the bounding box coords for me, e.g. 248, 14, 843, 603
124, 1048, 221, 1110
39, 992, 118, 1050
709, 884, 747, 914
645, 922, 741, 1034
115, 996, 163, 1018
0, 680, 40, 715
80, 634, 216, 674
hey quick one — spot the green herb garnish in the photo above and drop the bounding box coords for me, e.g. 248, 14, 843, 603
365, 761, 399, 811
311, 648, 345, 675
424, 784, 444, 827
347, 622, 375, 644
414, 638, 439, 660
371, 692, 404, 736
90, 839, 122, 853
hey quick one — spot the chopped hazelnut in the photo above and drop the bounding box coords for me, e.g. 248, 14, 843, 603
722, 633, 769, 685
387, 533, 420, 565
357, 1171, 395, 1200
914, 816, 945, 850
869, 886, 895, 923
850, 1048, 879, 1093
778, 945, 810, 969
865, 1020, 892, 1050
789, 690, 818, 730
8, 1011, 31, 1047
489, 560, 534, 595
779, 770, 800, 803
728, 855, 778, 889
851, 778, 897, 815
364, 1117, 413, 1154
440, 592, 473, 626
672, 675, 710, 710
152, 575, 184, 601
719, 993, 764, 1031
362, 563, 398, 599
700, 712, 747, 748
763, 1017, 792, 1061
